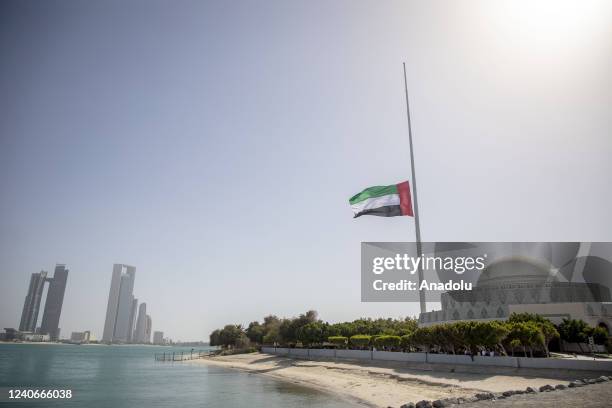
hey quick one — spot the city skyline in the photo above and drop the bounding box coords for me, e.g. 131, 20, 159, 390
1, 1, 610, 341
11, 263, 159, 342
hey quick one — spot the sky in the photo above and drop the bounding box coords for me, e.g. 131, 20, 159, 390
1, 0, 611, 341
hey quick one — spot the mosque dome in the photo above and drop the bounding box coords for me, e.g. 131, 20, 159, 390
476, 257, 557, 288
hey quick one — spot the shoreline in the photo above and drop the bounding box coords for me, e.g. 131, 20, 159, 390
200, 356, 377, 407
194, 352, 588, 407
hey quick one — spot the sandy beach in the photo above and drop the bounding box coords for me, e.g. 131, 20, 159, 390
196, 352, 605, 407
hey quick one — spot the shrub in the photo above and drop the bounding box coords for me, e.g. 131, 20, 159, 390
373, 335, 401, 350
349, 335, 371, 349
328, 336, 348, 348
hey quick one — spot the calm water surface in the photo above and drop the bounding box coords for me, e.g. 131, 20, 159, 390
0, 344, 355, 407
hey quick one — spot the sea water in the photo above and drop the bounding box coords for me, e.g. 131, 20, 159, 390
0, 344, 354, 407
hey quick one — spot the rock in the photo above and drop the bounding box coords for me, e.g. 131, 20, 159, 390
416, 400, 433, 408
568, 380, 585, 388
432, 400, 444, 408
493, 392, 505, 399
475, 392, 495, 400
599, 376, 610, 382
539, 384, 554, 392
502, 390, 515, 397
587, 378, 598, 384
595, 377, 606, 383
456, 397, 477, 404
400, 404, 415, 408
555, 384, 567, 390
525, 387, 538, 393
514, 390, 525, 395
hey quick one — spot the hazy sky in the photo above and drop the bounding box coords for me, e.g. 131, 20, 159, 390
1, 0, 611, 341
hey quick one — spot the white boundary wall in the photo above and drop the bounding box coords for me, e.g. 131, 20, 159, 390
260, 347, 612, 372
374, 350, 427, 362
309, 349, 335, 358
336, 349, 371, 360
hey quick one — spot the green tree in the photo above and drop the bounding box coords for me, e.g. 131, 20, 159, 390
508, 339, 521, 356
507, 322, 543, 357
400, 334, 413, 351
297, 322, 327, 347
558, 318, 589, 352
278, 310, 319, 346
262, 326, 281, 345
582, 325, 609, 346
411, 326, 434, 352
209, 329, 221, 347
508, 313, 558, 356
246, 321, 265, 344
219, 324, 244, 348
235, 333, 251, 349
591, 326, 609, 345
471, 321, 510, 355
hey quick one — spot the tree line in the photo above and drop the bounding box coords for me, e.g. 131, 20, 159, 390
209, 310, 417, 349
209, 310, 609, 357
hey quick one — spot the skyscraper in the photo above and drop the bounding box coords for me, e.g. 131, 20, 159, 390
127, 297, 138, 343
40, 264, 69, 340
134, 302, 147, 343
102, 264, 136, 343
19, 271, 48, 332
145, 315, 152, 344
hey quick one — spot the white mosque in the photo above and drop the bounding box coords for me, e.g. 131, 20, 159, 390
418, 243, 612, 334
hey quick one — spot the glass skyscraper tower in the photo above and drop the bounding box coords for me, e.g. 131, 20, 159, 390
19, 264, 69, 340
102, 264, 136, 343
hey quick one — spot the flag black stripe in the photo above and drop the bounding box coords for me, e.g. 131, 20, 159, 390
354, 205, 402, 218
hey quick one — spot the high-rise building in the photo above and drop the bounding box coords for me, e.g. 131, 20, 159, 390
19, 265, 69, 340
19, 271, 48, 332
102, 264, 136, 343
145, 315, 152, 344
40, 264, 69, 340
134, 302, 147, 343
153, 331, 164, 345
127, 298, 138, 343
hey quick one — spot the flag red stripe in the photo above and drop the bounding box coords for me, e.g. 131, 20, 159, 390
396, 181, 414, 216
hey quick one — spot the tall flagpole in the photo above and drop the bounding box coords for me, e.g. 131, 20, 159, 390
403, 62, 426, 315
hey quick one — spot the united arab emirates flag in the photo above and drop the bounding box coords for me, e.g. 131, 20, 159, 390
349, 181, 414, 218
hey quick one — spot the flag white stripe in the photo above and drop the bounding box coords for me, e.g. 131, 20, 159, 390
350, 193, 400, 215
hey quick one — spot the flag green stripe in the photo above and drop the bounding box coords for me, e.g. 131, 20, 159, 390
349, 184, 397, 205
